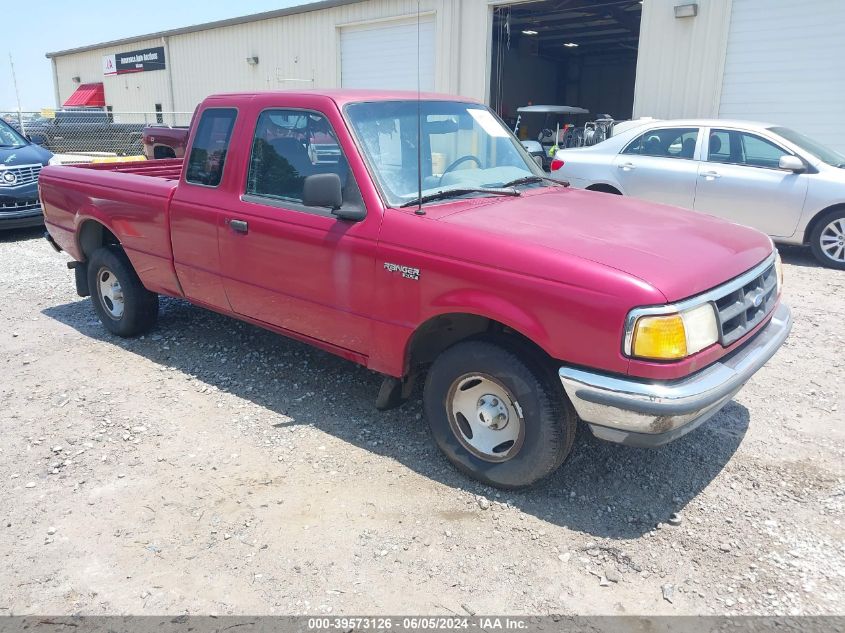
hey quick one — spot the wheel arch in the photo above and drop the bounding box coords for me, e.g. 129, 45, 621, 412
586, 182, 623, 195
77, 218, 120, 261
803, 202, 845, 244
403, 310, 556, 378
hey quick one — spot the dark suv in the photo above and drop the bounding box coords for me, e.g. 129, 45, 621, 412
0, 118, 53, 229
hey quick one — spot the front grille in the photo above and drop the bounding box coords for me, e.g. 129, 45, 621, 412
0, 199, 40, 213
714, 261, 778, 346
0, 164, 43, 187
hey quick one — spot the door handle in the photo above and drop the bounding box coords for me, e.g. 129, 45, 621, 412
618, 162, 636, 171
700, 171, 722, 179
227, 218, 249, 234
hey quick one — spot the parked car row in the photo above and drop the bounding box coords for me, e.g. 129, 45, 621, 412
18, 109, 144, 155
552, 119, 845, 269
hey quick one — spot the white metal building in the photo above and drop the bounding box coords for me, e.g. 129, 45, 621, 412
46, 0, 845, 151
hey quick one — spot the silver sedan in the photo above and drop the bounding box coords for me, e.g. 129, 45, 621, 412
552, 119, 845, 269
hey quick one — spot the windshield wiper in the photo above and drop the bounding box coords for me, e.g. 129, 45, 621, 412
400, 187, 520, 208
500, 175, 568, 189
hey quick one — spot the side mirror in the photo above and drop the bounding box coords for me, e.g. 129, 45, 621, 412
302, 173, 365, 221
779, 155, 806, 173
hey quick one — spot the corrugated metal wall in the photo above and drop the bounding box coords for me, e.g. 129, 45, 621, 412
50, 0, 495, 116
719, 0, 845, 152
632, 0, 733, 119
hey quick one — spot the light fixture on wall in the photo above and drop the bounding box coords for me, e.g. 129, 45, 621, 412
674, 3, 699, 18
246, 56, 259, 65
563, 42, 579, 48
72, 76, 81, 83
522, 29, 538, 36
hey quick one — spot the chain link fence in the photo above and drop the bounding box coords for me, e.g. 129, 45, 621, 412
1, 109, 193, 163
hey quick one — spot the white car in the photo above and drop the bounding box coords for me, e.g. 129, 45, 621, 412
552, 119, 845, 269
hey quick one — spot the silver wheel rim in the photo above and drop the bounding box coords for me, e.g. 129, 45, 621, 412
96, 267, 125, 319
446, 373, 524, 463
820, 218, 845, 263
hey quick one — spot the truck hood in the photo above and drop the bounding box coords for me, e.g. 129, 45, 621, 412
438, 188, 773, 302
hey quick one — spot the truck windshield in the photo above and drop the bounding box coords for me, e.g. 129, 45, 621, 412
0, 119, 27, 148
345, 100, 542, 207
769, 126, 845, 168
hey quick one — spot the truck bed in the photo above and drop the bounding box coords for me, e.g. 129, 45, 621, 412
39, 159, 184, 297
73, 158, 184, 180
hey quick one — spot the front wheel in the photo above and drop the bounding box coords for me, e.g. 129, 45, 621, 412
87, 246, 159, 337
424, 340, 577, 489
810, 209, 845, 269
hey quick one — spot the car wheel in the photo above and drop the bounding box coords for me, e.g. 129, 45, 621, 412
810, 209, 845, 270
424, 340, 577, 489
87, 246, 159, 337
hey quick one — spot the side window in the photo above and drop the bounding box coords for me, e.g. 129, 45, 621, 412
708, 129, 790, 168
707, 130, 732, 163
741, 133, 788, 169
622, 128, 698, 159
185, 108, 237, 187
246, 109, 351, 207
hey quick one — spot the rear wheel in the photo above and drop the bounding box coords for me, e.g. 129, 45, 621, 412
87, 246, 159, 337
424, 340, 577, 489
810, 209, 845, 269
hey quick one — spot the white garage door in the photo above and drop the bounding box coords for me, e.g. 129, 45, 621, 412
719, 0, 845, 152
340, 17, 435, 91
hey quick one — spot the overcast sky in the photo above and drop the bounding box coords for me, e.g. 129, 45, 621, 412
2, 0, 313, 111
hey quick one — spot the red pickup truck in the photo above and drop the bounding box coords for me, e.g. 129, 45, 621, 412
141, 124, 190, 160
40, 90, 792, 488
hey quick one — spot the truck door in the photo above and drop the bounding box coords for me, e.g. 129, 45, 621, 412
216, 106, 379, 357
169, 106, 239, 313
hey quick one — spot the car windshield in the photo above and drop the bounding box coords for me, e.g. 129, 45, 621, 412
345, 100, 542, 207
0, 119, 27, 148
769, 126, 845, 168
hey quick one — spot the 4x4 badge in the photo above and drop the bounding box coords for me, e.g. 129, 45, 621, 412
384, 262, 420, 281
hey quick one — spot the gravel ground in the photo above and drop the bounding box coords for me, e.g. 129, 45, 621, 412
0, 227, 843, 616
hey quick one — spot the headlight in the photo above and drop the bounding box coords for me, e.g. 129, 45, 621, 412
627, 303, 719, 361
774, 251, 784, 295
47, 156, 62, 166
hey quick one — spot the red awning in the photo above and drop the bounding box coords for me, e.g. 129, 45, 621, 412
63, 83, 105, 107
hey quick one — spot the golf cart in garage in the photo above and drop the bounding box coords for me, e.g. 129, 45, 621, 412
513, 105, 589, 169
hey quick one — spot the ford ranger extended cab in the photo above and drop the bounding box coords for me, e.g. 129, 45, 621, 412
40, 90, 792, 488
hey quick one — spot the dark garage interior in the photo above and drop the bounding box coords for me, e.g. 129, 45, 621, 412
490, 0, 643, 136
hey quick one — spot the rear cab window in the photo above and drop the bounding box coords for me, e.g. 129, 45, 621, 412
622, 127, 699, 159
185, 108, 237, 187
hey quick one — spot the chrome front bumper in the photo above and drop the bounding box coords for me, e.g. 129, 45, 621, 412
559, 303, 792, 447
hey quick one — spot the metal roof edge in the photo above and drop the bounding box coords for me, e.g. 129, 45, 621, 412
46, 0, 367, 58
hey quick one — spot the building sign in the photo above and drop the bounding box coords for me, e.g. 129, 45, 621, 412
102, 46, 166, 76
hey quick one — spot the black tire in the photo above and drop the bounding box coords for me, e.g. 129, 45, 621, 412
587, 184, 622, 195
87, 246, 159, 337
423, 340, 577, 489
809, 209, 845, 270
